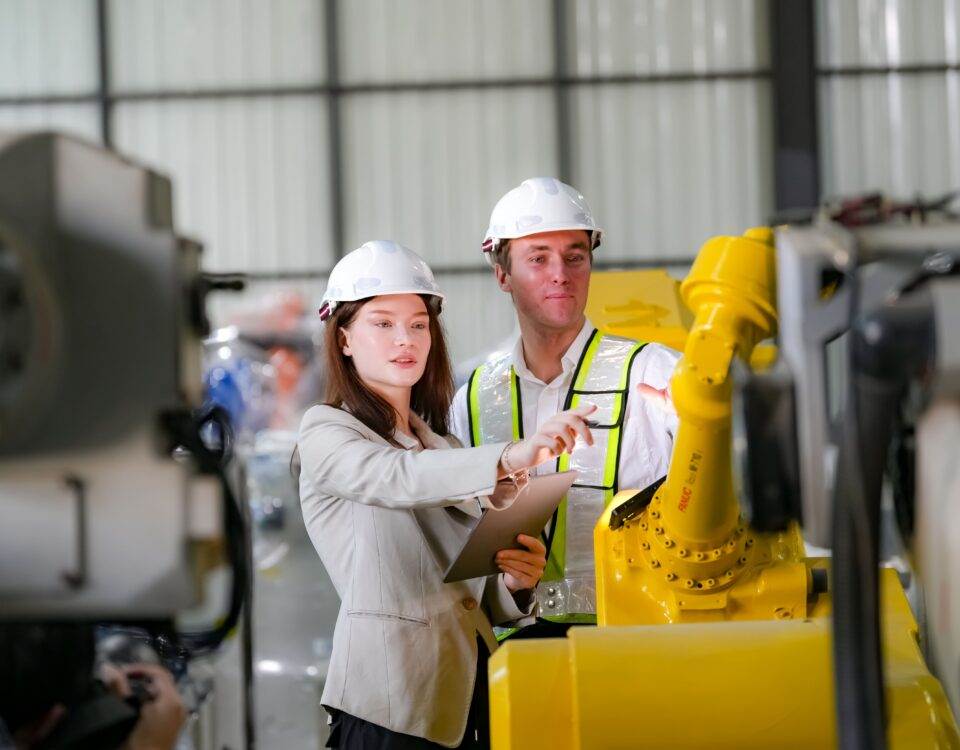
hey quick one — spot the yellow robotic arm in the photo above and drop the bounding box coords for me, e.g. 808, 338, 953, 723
595, 227, 812, 625
659, 226, 777, 543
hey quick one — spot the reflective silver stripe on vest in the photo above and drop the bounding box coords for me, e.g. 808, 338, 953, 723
469, 332, 640, 617
471, 351, 514, 445
558, 335, 639, 603
536, 577, 595, 618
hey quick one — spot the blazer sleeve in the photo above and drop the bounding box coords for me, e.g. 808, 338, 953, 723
298, 407, 511, 509
483, 574, 536, 627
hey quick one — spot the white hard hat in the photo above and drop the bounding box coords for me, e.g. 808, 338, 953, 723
319, 240, 445, 321
481, 177, 603, 266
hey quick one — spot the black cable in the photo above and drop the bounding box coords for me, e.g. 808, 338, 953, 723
162, 405, 249, 656
831, 265, 888, 750
832, 272, 938, 750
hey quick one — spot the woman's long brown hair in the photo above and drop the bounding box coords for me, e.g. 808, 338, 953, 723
323, 295, 454, 441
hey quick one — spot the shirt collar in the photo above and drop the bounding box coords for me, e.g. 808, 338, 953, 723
512, 318, 595, 386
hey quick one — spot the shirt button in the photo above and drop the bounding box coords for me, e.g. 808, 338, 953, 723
461, 597, 478, 611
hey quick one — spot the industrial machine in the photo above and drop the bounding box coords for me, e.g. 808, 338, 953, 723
0, 132, 249, 748
490, 217, 960, 749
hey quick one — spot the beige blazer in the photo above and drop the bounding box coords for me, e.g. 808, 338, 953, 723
298, 404, 535, 747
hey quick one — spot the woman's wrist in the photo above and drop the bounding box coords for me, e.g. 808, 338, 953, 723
496, 466, 530, 495
497, 441, 532, 492
499, 440, 524, 476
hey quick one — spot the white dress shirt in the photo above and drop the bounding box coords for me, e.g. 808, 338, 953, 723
450, 318, 681, 495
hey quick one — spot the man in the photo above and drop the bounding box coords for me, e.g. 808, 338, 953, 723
450, 177, 680, 631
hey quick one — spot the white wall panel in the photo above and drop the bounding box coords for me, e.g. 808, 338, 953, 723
568, 0, 768, 76
434, 273, 518, 368
817, 0, 960, 67
0, 104, 101, 143
819, 72, 960, 198
339, 0, 552, 83
109, 0, 325, 92
571, 81, 772, 261
0, 0, 97, 95
113, 97, 333, 272
341, 88, 558, 266
206, 279, 328, 331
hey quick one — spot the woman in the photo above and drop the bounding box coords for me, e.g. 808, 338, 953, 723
298, 241, 595, 749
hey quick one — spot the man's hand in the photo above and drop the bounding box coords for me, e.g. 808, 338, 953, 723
497, 534, 547, 593
637, 383, 676, 419
110, 663, 186, 750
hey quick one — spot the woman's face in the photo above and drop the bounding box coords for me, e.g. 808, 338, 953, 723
340, 294, 431, 394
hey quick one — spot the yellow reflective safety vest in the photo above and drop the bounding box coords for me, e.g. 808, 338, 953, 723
466, 329, 646, 619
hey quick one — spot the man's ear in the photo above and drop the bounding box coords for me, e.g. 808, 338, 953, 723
494, 264, 511, 293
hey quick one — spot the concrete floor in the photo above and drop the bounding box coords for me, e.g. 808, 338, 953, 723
205, 433, 341, 749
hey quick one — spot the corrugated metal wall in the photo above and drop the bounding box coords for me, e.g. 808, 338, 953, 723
0, 103, 101, 141
341, 88, 558, 263
329, 0, 773, 360
0, 0, 100, 141
569, 0, 771, 260
0, 0, 97, 96
113, 98, 333, 271
0, 0, 774, 363
568, 0, 767, 75
339, 0, 552, 82
817, 0, 960, 198
9, 1, 952, 364
108, 0, 326, 91
107, 0, 333, 274
572, 80, 772, 259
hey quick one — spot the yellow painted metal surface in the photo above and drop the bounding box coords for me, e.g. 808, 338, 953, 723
488, 638, 572, 750
586, 268, 692, 351
590, 229, 799, 625
586, 266, 777, 369
490, 568, 959, 749
489, 227, 960, 749
491, 618, 836, 750
595, 492, 810, 625
880, 568, 960, 749
660, 227, 777, 548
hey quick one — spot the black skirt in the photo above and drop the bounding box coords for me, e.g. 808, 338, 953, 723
325, 637, 490, 750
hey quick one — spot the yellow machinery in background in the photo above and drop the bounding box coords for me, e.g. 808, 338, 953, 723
489, 229, 960, 749
585, 265, 777, 371
585, 268, 693, 352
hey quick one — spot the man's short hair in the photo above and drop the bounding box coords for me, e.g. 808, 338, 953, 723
492, 240, 512, 272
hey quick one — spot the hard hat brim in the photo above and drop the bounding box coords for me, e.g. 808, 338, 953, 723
482, 226, 604, 266
319, 287, 445, 321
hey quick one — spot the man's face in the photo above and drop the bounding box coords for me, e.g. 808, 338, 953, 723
495, 229, 591, 332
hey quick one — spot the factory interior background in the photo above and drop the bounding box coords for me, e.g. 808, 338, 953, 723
2, 1, 960, 748
4, 0, 957, 365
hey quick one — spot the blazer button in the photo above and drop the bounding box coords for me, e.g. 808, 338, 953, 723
461, 597, 478, 611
